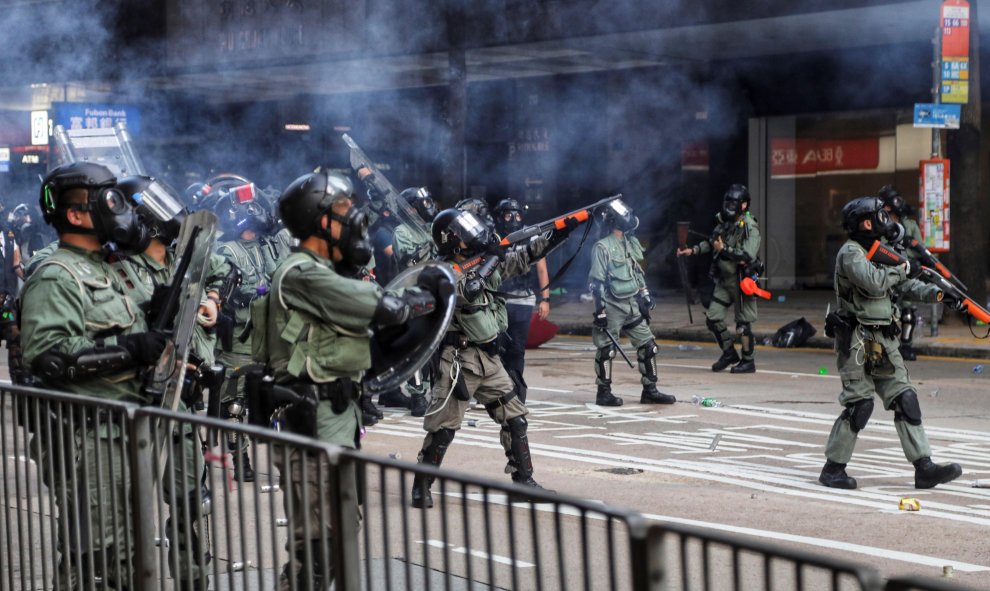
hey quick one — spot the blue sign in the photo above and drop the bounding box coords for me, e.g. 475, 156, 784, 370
52, 102, 141, 135
913, 103, 961, 129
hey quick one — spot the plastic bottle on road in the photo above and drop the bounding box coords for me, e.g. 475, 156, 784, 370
691, 395, 723, 408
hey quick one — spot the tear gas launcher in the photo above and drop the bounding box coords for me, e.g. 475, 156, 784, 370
453, 194, 623, 281
866, 240, 990, 324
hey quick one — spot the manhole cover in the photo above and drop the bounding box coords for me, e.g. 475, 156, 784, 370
596, 467, 644, 475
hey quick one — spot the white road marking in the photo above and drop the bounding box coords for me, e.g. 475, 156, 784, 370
440, 492, 990, 573
529, 386, 573, 393
416, 540, 535, 568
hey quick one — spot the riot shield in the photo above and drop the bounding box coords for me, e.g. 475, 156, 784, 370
364, 262, 457, 395
342, 133, 433, 244
144, 211, 217, 467
52, 122, 146, 178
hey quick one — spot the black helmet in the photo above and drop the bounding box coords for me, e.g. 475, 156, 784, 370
215, 182, 271, 237
432, 208, 491, 257
841, 196, 892, 236
40, 162, 149, 253
118, 175, 188, 244
399, 187, 437, 223
40, 162, 116, 226
455, 198, 494, 231
493, 198, 524, 236
600, 198, 639, 232
878, 184, 906, 216
722, 184, 751, 219
279, 172, 354, 240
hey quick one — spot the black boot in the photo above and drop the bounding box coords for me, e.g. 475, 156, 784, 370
505, 416, 554, 502
899, 344, 917, 361
360, 393, 382, 426
232, 448, 255, 483
409, 395, 429, 418
711, 348, 740, 372
818, 460, 857, 489
596, 385, 623, 407
913, 457, 962, 489
640, 384, 676, 404
378, 389, 413, 409
730, 359, 756, 374
410, 428, 455, 509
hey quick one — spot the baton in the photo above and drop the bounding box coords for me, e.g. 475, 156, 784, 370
604, 329, 635, 368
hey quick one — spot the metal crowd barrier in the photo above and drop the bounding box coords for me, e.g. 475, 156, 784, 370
0, 383, 983, 591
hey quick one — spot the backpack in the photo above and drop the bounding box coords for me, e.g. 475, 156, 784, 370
771, 317, 817, 348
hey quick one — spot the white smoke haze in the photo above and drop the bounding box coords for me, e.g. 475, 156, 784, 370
0, 0, 984, 287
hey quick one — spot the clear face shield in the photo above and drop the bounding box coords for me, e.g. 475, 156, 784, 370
606, 199, 639, 232
130, 178, 186, 226
454, 210, 491, 252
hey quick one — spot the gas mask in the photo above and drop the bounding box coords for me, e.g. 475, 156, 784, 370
219, 183, 271, 237
603, 199, 639, 233
325, 207, 372, 276
78, 185, 150, 254
497, 209, 523, 236
124, 177, 187, 245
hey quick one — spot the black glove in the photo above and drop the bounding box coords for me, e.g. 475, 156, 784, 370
117, 331, 169, 366
593, 310, 608, 329
416, 266, 455, 301
906, 259, 923, 279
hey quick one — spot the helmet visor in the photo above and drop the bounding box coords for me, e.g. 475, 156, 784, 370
129, 179, 185, 225
454, 211, 490, 250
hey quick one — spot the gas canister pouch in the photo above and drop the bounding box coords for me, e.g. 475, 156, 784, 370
863, 336, 895, 377
452, 370, 470, 401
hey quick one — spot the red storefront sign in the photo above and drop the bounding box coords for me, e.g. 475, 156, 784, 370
680, 141, 709, 170
770, 138, 880, 178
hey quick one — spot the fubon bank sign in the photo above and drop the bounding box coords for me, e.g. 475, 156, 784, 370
52, 103, 141, 135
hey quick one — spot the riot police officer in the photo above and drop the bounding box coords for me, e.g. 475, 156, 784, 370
493, 198, 550, 403
879, 185, 923, 361
256, 171, 449, 589
589, 200, 675, 407
819, 196, 961, 490
21, 162, 175, 589
677, 184, 762, 374
410, 208, 552, 509
214, 183, 281, 481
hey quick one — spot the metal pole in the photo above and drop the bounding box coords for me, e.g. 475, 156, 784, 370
329, 449, 361, 591
128, 411, 158, 588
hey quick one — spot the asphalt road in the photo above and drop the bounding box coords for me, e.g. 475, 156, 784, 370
361, 336, 990, 589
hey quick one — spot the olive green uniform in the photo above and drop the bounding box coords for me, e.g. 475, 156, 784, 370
20, 244, 207, 588
259, 247, 387, 589
216, 236, 280, 458
420, 248, 534, 473
825, 240, 941, 465
588, 233, 660, 387
695, 212, 761, 360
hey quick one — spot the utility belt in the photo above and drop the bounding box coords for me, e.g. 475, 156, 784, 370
443, 332, 499, 357
246, 373, 359, 438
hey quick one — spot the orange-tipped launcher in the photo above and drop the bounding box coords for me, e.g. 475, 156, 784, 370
961, 299, 990, 324
740, 277, 771, 300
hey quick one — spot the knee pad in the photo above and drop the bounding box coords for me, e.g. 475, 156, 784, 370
736, 322, 752, 337
637, 342, 658, 362
506, 415, 528, 438
596, 346, 615, 361
893, 390, 923, 426
434, 427, 456, 446
222, 399, 246, 419
706, 317, 720, 333
841, 398, 874, 432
